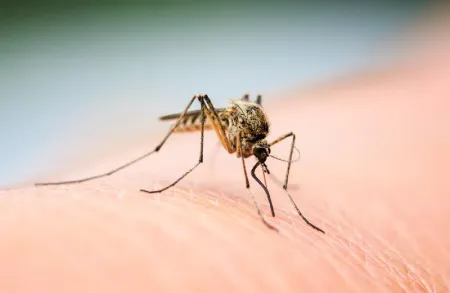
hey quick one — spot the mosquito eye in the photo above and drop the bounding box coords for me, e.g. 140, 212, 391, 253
253, 147, 268, 163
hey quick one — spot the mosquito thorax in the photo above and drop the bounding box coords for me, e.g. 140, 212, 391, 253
231, 101, 269, 133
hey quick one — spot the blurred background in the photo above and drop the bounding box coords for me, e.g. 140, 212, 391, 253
0, 0, 434, 187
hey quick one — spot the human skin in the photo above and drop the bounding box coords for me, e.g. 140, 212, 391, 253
1, 33, 450, 293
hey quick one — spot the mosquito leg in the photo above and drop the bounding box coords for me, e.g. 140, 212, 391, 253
270, 132, 296, 189
202, 95, 233, 153
141, 93, 236, 193
236, 132, 250, 188
35, 93, 204, 186
270, 132, 325, 233
142, 93, 239, 194
141, 93, 236, 194
141, 95, 207, 194
34, 149, 160, 186
255, 94, 262, 106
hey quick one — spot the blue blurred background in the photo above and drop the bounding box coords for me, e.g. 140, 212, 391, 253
0, 0, 429, 187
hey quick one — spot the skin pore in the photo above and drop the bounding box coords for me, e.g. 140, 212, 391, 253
1, 18, 449, 293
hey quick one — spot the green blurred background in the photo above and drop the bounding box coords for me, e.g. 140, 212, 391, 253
0, 0, 429, 187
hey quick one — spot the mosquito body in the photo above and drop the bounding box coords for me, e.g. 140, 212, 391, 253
35, 93, 324, 233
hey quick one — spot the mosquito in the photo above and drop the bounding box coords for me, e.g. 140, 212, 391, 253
35, 93, 324, 233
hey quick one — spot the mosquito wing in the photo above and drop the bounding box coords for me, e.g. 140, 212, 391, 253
159, 108, 227, 133
159, 108, 226, 121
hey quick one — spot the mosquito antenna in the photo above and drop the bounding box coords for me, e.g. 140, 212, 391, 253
251, 162, 275, 217
269, 145, 301, 163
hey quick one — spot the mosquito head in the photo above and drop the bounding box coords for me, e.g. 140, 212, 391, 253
253, 140, 271, 164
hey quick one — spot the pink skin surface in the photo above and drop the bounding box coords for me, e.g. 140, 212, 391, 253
1, 22, 450, 292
